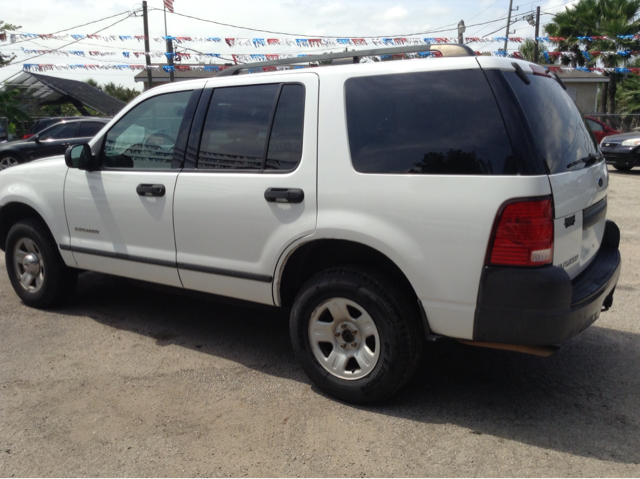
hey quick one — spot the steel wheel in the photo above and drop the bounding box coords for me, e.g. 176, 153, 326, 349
308, 297, 381, 380
291, 267, 423, 404
0, 155, 20, 170
5, 218, 78, 308
12, 237, 45, 293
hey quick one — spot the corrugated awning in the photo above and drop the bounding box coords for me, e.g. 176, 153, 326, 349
5, 72, 126, 116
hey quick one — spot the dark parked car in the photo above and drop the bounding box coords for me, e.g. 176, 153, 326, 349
22, 116, 81, 140
0, 118, 109, 170
600, 131, 640, 171
585, 116, 621, 143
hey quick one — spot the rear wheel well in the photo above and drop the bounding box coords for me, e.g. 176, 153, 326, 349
0, 203, 45, 251
279, 239, 418, 309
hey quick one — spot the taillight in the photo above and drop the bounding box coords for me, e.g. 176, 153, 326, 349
22, 134, 34, 139
488, 198, 554, 267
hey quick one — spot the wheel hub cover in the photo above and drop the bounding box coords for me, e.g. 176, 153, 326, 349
23, 253, 41, 276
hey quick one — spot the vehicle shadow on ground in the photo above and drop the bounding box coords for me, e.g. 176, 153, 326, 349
60, 271, 640, 466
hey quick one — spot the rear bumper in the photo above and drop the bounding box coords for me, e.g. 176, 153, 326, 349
473, 220, 621, 346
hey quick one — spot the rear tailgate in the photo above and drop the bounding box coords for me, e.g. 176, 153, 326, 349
549, 162, 608, 279
496, 61, 607, 279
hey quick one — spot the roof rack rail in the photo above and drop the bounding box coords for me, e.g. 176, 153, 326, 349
216, 44, 476, 77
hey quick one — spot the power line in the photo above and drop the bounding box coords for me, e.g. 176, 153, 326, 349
7, 14, 135, 67
152, 7, 525, 38
9, 11, 132, 47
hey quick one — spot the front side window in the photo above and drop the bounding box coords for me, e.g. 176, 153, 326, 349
102, 91, 192, 169
198, 83, 305, 171
586, 119, 603, 132
40, 122, 78, 140
345, 70, 517, 175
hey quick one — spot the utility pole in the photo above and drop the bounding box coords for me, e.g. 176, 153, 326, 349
163, 4, 174, 82
457, 20, 466, 45
142, 1, 153, 90
533, 6, 541, 63
504, 0, 515, 53
166, 38, 175, 82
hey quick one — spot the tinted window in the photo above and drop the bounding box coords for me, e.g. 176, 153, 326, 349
78, 122, 105, 137
198, 84, 279, 170
586, 119, 603, 132
266, 84, 305, 170
504, 72, 598, 173
345, 70, 516, 175
40, 122, 78, 140
102, 91, 191, 169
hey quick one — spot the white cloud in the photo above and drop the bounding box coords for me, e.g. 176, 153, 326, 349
318, 3, 347, 15
383, 5, 408, 20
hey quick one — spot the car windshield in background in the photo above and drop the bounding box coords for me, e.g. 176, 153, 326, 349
504, 72, 599, 173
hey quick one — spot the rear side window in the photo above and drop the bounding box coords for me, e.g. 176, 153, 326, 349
198, 83, 305, 171
345, 70, 517, 175
504, 72, 598, 173
78, 122, 104, 137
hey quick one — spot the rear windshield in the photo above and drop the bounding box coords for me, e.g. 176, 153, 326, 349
504, 72, 598, 173
345, 70, 517, 175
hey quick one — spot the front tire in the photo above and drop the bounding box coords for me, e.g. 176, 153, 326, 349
5, 218, 77, 308
290, 267, 423, 404
0, 153, 22, 170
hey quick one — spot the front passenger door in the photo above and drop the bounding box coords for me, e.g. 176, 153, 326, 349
64, 87, 200, 287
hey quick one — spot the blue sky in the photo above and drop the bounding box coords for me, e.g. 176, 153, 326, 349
1, 0, 576, 89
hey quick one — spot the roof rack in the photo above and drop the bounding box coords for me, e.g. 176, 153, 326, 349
216, 44, 475, 77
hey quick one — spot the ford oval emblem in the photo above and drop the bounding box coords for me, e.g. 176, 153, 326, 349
597, 177, 604, 189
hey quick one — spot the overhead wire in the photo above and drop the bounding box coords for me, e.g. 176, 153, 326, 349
6, 13, 135, 67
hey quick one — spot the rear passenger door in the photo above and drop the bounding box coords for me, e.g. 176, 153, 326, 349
173, 74, 318, 305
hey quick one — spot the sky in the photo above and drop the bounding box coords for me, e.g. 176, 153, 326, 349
1, 0, 578, 91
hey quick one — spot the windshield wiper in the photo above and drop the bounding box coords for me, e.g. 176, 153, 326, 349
566, 154, 602, 169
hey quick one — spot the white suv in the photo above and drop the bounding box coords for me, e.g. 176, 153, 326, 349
0, 45, 621, 403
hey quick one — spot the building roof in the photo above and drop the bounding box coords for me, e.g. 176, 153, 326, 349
134, 66, 222, 83
6, 72, 127, 116
555, 70, 610, 83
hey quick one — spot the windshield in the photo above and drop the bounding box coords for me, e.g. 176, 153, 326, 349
504, 72, 599, 173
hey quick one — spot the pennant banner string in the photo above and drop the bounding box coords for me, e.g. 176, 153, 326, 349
7, 33, 640, 46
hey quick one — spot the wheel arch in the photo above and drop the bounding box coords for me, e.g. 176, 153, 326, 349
277, 239, 419, 309
0, 202, 49, 252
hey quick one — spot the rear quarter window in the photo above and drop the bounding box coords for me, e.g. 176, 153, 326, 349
503, 72, 598, 173
345, 70, 517, 175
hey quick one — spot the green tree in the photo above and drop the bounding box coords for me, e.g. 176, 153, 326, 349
0, 89, 30, 124
544, 0, 640, 113
518, 39, 549, 63
85, 79, 140, 103
0, 21, 21, 68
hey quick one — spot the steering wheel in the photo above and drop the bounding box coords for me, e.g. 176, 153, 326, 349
143, 132, 174, 150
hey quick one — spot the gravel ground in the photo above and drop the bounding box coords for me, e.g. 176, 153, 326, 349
1, 166, 639, 477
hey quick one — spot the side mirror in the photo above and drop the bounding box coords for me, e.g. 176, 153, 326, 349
32, 135, 40, 143
65, 144, 98, 171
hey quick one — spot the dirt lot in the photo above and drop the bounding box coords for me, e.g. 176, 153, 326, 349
1, 166, 639, 477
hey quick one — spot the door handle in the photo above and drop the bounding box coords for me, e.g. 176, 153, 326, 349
264, 188, 304, 204
136, 184, 166, 197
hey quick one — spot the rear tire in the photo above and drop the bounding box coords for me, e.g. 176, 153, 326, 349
614, 165, 633, 171
290, 267, 423, 404
5, 218, 77, 308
